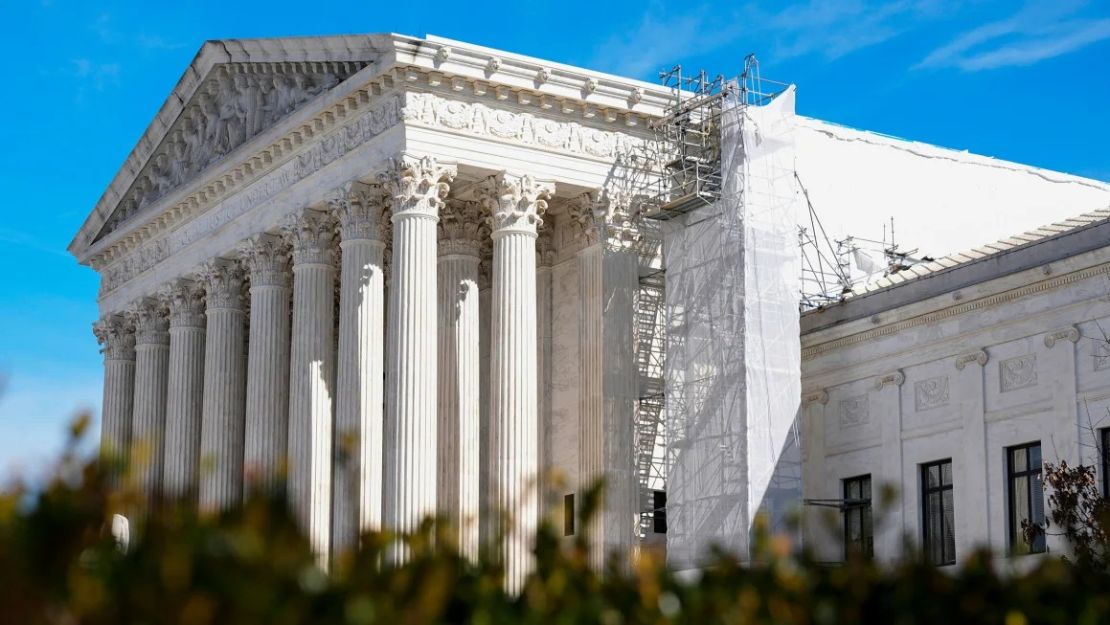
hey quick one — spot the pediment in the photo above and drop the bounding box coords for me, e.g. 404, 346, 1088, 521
71, 36, 399, 254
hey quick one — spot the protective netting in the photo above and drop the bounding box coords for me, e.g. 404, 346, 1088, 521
664, 86, 803, 569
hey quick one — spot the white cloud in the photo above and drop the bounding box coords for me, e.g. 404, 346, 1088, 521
918, 0, 1110, 71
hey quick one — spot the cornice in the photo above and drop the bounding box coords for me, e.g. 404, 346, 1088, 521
801, 261, 1110, 362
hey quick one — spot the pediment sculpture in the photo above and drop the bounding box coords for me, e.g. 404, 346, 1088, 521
97, 61, 366, 241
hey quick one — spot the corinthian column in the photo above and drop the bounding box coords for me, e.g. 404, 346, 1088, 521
162, 282, 206, 500
241, 234, 292, 492
479, 172, 553, 591
382, 156, 455, 561
93, 315, 135, 478
331, 183, 389, 557
285, 209, 337, 565
198, 259, 247, 513
129, 299, 170, 507
437, 200, 484, 559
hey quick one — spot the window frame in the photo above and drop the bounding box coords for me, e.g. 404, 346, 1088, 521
564, 493, 575, 537
652, 489, 667, 534
842, 474, 873, 558
1102, 428, 1110, 497
921, 459, 956, 566
1007, 441, 1046, 555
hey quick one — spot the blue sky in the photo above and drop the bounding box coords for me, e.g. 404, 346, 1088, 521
0, 0, 1108, 476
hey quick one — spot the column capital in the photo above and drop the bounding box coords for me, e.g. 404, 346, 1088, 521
381, 155, 456, 221
284, 209, 337, 267
128, 298, 170, 346
439, 200, 486, 258
199, 259, 245, 310
330, 181, 391, 243
93, 314, 135, 361
162, 280, 206, 329
479, 172, 553, 236
240, 233, 292, 288
568, 187, 638, 248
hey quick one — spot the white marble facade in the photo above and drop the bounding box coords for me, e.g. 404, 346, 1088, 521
74, 35, 662, 584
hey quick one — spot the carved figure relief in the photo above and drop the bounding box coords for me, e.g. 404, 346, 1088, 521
98, 62, 362, 240
838, 395, 870, 429
914, 376, 950, 411
1000, 354, 1037, 392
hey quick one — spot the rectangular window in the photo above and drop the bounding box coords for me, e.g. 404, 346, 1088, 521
922, 459, 955, 565
842, 475, 873, 558
1008, 442, 1046, 554
564, 493, 575, 536
1102, 428, 1110, 496
652, 490, 667, 534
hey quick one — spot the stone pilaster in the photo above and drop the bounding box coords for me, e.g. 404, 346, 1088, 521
285, 209, 337, 565
437, 200, 484, 559
198, 259, 247, 513
480, 171, 553, 591
536, 224, 555, 521
93, 315, 136, 479
381, 155, 455, 562
331, 183, 389, 557
162, 282, 206, 500
127, 298, 170, 508
241, 234, 292, 493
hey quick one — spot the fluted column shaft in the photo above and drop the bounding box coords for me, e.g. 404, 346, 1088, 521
198, 261, 247, 512
243, 236, 292, 492
482, 172, 552, 591
383, 157, 455, 562
130, 302, 170, 508
437, 209, 483, 558
163, 284, 206, 500
333, 186, 388, 558
536, 227, 554, 522
286, 211, 337, 565
94, 316, 136, 481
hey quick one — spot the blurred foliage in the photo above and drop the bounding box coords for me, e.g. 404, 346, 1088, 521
1023, 460, 1110, 569
3, 417, 1110, 625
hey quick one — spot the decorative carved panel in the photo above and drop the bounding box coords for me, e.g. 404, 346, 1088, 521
838, 395, 869, 429
914, 376, 949, 411
999, 354, 1037, 392
97, 61, 366, 241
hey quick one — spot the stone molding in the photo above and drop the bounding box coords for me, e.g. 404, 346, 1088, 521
913, 376, 950, 411
93, 315, 136, 361
199, 259, 245, 310
954, 349, 990, 370
479, 172, 553, 235
285, 210, 337, 267
802, 262, 1110, 361
801, 389, 829, 406
240, 233, 291, 288
1044, 325, 1081, 348
382, 155, 456, 221
164, 281, 207, 329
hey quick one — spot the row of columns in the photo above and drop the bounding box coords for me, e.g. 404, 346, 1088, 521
93, 156, 554, 587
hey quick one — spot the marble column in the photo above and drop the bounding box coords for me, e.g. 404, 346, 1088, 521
198, 259, 247, 513
129, 299, 170, 507
382, 156, 455, 561
437, 200, 484, 559
536, 225, 555, 522
162, 282, 206, 500
331, 184, 389, 557
241, 234, 292, 493
480, 172, 553, 591
285, 209, 338, 565
93, 315, 136, 478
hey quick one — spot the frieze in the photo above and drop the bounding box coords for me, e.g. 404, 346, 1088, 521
403, 91, 652, 162
838, 395, 870, 429
98, 93, 405, 297
914, 376, 950, 411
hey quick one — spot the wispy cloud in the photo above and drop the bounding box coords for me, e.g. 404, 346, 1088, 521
136, 33, 188, 51
71, 58, 121, 91
918, 0, 1110, 71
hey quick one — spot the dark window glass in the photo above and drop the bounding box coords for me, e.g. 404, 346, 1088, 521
1008, 442, 1046, 554
564, 494, 575, 536
843, 475, 873, 558
922, 459, 955, 565
1102, 428, 1110, 496
652, 490, 667, 534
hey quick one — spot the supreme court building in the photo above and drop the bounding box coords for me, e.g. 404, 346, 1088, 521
71, 33, 1110, 578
